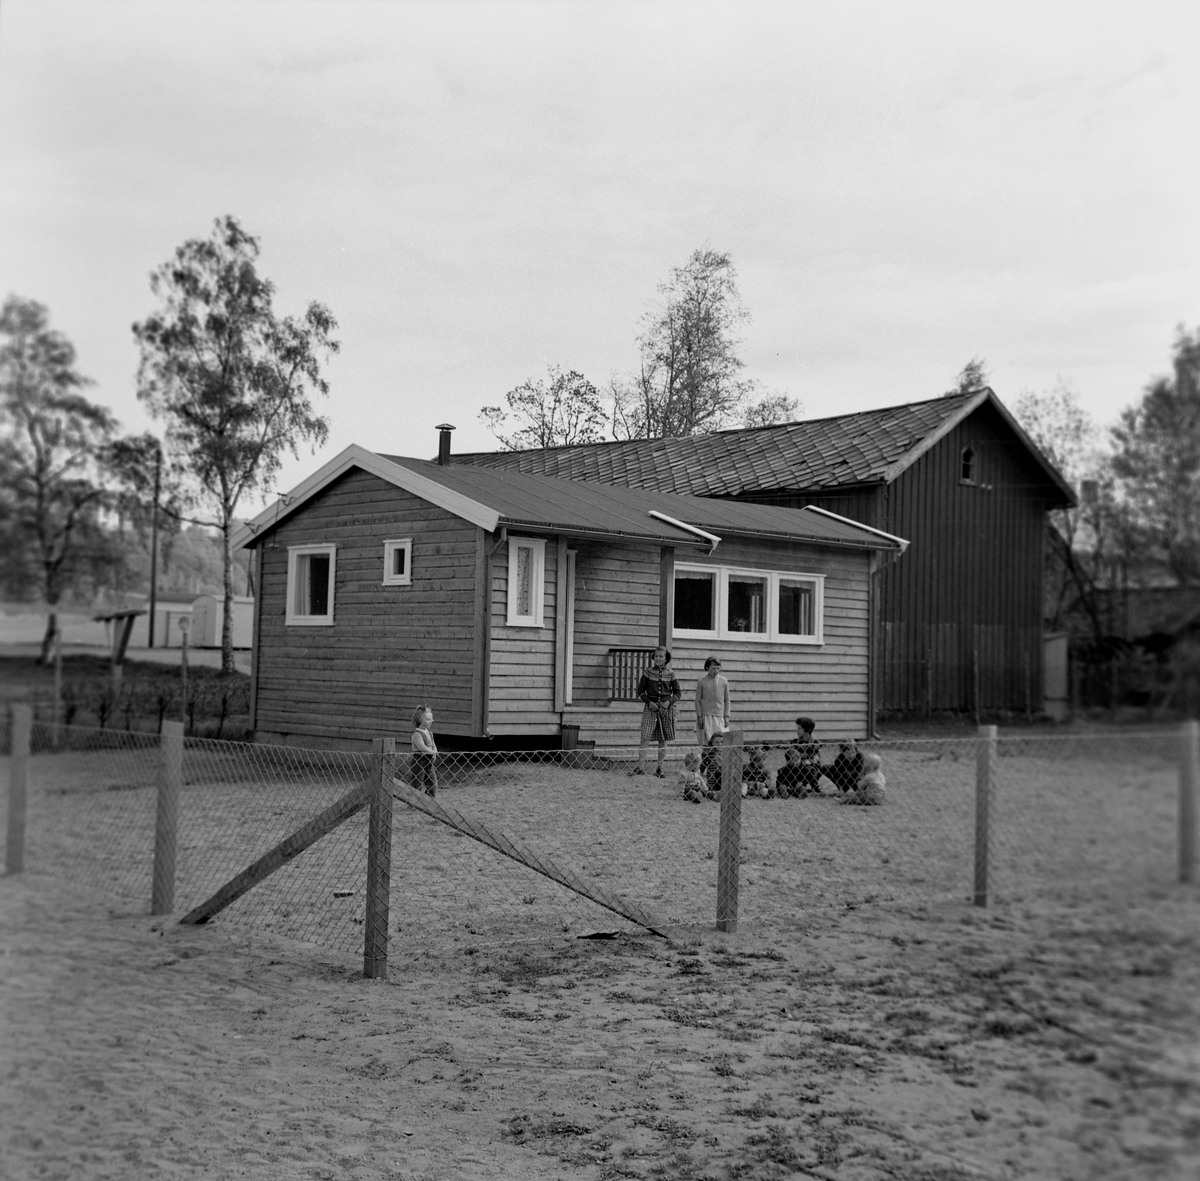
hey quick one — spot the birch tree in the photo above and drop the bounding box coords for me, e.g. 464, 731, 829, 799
133, 216, 339, 674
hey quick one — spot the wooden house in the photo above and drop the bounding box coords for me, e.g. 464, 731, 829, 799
455, 390, 1077, 717
233, 443, 906, 750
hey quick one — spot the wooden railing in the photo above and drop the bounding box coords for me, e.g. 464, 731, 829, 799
608, 648, 657, 702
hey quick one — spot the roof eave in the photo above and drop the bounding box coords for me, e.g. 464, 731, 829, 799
232, 445, 502, 550
498, 519, 711, 549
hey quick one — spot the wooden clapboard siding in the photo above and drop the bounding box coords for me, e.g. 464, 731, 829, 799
253, 468, 481, 747
484, 535, 560, 733
560, 536, 872, 748
567, 542, 661, 709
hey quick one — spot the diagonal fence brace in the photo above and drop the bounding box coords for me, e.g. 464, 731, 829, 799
390, 781, 670, 937
179, 781, 371, 926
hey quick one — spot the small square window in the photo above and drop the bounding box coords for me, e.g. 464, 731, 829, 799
382, 538, 412, 586
506, 537, 546, 627
286, 544, 336, 626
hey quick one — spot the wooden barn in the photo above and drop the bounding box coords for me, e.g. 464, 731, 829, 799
233, 444, 906, 750
455, 390, 1077, 717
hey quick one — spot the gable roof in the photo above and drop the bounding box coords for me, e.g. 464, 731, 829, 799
232, 444, 908, 555
453, 389, 1077, 508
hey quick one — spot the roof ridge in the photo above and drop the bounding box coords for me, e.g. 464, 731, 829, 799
452, 392, 979, 460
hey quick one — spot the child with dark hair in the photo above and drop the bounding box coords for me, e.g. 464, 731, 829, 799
701, 732, 725, 800
826, 739, 864, 795
789, 716, 823, 794
775, 745, 818, 798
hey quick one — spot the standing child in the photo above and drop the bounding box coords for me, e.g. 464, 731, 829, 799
411, 704, 438, 797
695, 657, 731, 745
678, 750, 706, 803
841, 751, 886, 805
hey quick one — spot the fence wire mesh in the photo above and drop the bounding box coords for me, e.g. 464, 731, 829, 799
3, 719, 1193, 963
987, 729, 1182, 904
19, 722, 162, 906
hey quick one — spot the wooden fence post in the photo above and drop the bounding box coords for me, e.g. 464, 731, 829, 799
716, 729, 744, 933
974, 724, 996, 907
152, 721, 183, 915
1180, 720, 1199, 885
6, 704, 31, 875
364, 737, 395, 979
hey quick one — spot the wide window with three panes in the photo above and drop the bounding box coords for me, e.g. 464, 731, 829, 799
673, 563, 823, 643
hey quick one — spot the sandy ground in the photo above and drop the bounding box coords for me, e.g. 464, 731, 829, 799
3, 737, 1200, 1180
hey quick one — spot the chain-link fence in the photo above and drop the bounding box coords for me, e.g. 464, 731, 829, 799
4, 710, 1197, 971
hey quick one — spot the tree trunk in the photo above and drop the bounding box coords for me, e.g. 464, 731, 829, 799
39, 611, 58, 666
221, 518, 235, 675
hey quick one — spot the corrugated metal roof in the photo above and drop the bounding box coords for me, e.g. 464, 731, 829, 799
380, 456, 903, 551
450, 391, 1074, 508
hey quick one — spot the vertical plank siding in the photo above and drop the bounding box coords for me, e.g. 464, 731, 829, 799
730, 403, 1050, 715
876, 403, 1047, 713
253, 469, 481, 748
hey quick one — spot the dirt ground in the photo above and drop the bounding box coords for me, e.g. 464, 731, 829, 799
3, 869, 1200, 1181
3, 732, 1200, 1180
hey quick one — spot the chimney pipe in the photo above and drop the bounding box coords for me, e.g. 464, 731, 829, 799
436, 423, 455, 465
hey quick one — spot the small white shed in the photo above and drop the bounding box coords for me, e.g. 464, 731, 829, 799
191, 594, 255, 648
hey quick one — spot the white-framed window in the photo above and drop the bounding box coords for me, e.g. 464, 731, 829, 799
506, 536, 546, 627
286, 544, 336, 626
673, 562, 824, 644
382, 538, 412, 586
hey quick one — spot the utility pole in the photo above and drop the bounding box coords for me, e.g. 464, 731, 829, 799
148, 443, 161, 649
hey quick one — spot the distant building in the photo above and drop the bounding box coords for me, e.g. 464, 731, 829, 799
190, 594, 254, 649
122, 591, 254, 649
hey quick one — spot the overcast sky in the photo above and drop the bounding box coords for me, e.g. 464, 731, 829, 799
2, 0, 1197, 512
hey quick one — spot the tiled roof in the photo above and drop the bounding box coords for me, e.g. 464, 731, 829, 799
381, 456, 904, 551
452, 390, 1074, 507
453, 394, 978, 494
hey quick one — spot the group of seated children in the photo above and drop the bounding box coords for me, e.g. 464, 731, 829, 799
680, 716, 885, 805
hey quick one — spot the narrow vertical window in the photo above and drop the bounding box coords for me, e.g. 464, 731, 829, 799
961, 446, 976, 484
506, 537, 546, 626
382, 538, 412, 586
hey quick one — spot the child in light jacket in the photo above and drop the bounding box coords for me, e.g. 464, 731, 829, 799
411, 704, 438, 797
841, 751, 885, 806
